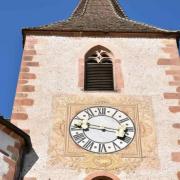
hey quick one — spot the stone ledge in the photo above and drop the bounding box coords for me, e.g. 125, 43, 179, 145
19, 73, 36, 80
14, 99, 34, 106
22, 61, 39, 67
158, 58, 180, 65
173, 123, 180, 129
16, 85, 35, 93
172, 152, 180, 162
164, 93, 180, 99
11, 113, 28, 120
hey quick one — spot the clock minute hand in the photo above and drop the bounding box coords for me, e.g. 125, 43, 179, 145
73, 120, 127, 138
88, 123, 127, 138
88, 123, 117, 131
73, 120, 117, 132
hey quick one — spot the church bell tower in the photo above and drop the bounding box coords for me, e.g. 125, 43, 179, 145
11, 0, 180, 179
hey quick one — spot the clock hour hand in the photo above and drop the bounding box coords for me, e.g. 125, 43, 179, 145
73, 119, 89, 130
116, 124, 127, 138
73, 120, 128, 138
73, 120, 113, 132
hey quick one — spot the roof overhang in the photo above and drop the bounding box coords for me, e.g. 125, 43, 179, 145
0, 116, 32, 151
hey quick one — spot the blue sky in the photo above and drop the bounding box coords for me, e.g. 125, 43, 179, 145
0, 0, 180, 118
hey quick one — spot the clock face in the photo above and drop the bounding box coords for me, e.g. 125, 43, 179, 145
69, 106, 136, 154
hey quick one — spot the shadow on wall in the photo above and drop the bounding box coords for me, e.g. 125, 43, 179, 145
21, 148, 39, 178
177, 38, 180, 56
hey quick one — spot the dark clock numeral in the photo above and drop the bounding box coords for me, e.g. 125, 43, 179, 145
70, 126, 82, 131
112, 141, 121, 151
73, 133, 86, 143
83, 140, 94, 150
97, 107, 106, 115
111, 110, 118, 118
84, 109, 94, 119
126, 127, 134, 132
74, 116, 83, 121
123, 136, 132, 144
98, 143, 107, 153
119, 118, 129, 123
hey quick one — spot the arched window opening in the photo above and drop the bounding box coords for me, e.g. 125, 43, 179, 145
92, 176, 113, 180
85, 49, 114, 91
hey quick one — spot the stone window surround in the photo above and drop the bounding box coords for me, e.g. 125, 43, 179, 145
78, 45, 124, 92
85, 171, 120, 180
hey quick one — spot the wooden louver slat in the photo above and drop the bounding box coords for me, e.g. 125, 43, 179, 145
85, 63, 114, 91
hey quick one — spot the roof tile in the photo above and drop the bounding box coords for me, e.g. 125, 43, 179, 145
23, 0, 180, 35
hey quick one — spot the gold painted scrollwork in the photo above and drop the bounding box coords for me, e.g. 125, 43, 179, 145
48, 95, 158, 173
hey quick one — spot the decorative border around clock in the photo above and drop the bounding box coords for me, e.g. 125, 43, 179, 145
48, 95, 158, 173
65, 103, 142, 158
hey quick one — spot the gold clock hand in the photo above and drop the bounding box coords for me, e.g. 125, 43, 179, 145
73, 121, 127, 138
116, 124, 127, 138
73, 119, 89, 130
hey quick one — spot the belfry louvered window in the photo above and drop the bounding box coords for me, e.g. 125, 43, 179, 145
85, 49, 114, 91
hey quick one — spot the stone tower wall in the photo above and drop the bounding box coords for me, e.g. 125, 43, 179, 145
11, 35, 180, 180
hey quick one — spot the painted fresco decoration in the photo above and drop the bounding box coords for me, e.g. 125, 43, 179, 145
48, 94, 158, 173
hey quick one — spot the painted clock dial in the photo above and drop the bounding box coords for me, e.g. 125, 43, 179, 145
69, 106, 136, 154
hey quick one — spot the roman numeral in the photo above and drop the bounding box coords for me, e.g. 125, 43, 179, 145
119, 118, 129, 123
123, 136, 132, 144
97, 107, 106, 115
73, 133, 86, 143
70, 126, 82, 131
84, 109, 94, 119
112, 141, 121, 151
98, 143, 107, 153
126, 127, 134, 132
74, 116, 83, 121
83, 140, 94, 150
111, 110, 118, 118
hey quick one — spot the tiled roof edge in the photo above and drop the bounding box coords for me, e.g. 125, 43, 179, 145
110, 0, 128, 18
71, 0, 88, 17
117, 16, 170, 32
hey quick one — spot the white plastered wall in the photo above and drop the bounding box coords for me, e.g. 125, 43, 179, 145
16, 36, 180, 180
